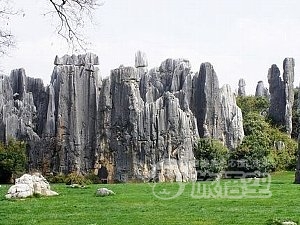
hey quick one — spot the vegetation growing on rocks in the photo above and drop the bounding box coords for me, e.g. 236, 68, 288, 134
234, 96, 297, 174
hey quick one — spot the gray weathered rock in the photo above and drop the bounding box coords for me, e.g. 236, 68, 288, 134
255, 81, 269, 97
46, 54, 101, 173
0, 69, 40, 148
1, 52, 246, 182
5, 183, 33, 199
283, 58, 295, 135
96, 187, 115, 196
268, 58, 295, 135
96, 64, 198, 182
191, 63, 244, 149
268, 64, 284, 123
238, 79, 246, 96
220, 84, 244, 149
135, 51, 148, 68
139, 58, 192, 107
192, 62, 222, 139
54, 53, 99, 66
280, 221, 297, 225
5, 173, 58, 199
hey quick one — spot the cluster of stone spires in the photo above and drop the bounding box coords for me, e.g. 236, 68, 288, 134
0, 51, 296, 182
237, 58, 295, 136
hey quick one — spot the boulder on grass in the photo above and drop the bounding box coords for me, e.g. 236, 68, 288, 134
5, 173, 58, 199
96, 188, 115, 197
5, 183, 33, 199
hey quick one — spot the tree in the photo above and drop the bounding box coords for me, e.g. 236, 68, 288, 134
236, 95, 269, 116
229, 113, 272, 176
47, 0, 101, 51
229, 112, 297, 176
0, 0, 101, 55
194, 138, 229, 180
0, 139, 27, 183
0, 0, 15, 56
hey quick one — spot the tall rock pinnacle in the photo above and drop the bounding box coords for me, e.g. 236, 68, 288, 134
238, 78, 246, 96
268, 58, 295, 135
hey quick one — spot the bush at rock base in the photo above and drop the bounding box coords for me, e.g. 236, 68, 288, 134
65, 172, 92, 185
194, 138, 229, 179
232, 97, 297, 175
0, 139, 27, 183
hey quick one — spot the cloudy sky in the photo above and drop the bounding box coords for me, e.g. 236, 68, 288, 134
1, 0, 300, 94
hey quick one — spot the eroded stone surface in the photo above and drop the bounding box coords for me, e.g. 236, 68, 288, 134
5, 174, 58, 199
238, 79, 246, 96
191, 63, 244, 149
268, 58, 295, 135
0, 52, 245, 182
255, 81, 269, 98
96, 187, 115, 196
220, 84, 244, 149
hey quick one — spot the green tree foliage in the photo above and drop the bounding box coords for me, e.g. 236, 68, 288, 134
194, 138, 229, 178
65, 172, 92, 185
236, 95, 269, 116
0, 139, 27, 183
268, 127, 297, 171
233, 96, 297, 175
229, 112, 273, 175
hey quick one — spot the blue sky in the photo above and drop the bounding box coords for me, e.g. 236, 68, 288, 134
1, 0, 300, 94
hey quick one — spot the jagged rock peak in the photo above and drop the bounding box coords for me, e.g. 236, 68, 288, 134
135, 50, 148, 68
46, 54, 101, 173
268, 58, 295, 135
98, 65, 197, 182
9, 68, 26, 101
220, 84, 244, 149
283, 58, 295, 77
112, 66, 140, 83
192, 62, 221, 139
0, 68, 40, 145
238, 78, 246, 96
139, 58, 192, 105
255, 81, 269, 97
54, 53, 99, 66
191, 62, 244, 149
283, 57, 295, 135
159, 58, 191, 73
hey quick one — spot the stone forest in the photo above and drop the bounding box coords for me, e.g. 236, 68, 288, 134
0, 51, 299, 183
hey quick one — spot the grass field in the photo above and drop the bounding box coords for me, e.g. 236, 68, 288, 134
0, 171, 300, 225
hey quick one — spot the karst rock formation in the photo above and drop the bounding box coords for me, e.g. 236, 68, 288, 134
0, 52, 244, 182
268, 58, 295, 136
255, 81, 269, 98
238, 79, 246, 96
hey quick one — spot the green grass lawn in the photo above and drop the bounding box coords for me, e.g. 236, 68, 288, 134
0, 171, 300, 225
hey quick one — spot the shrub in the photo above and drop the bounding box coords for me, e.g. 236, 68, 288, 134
84, 172, 101, 184
194, 138, 229, 178
65, 172, 92, 185
229, 112, 297, 175
0, 139, 27, 183
268, 128, 297, 171
46, 174, 66, 184
236, 95, 269, 116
